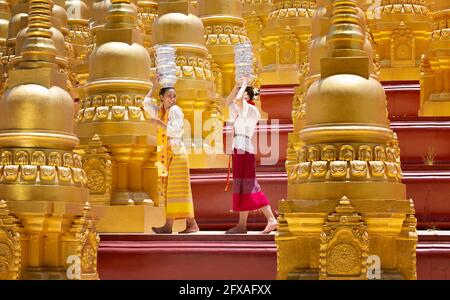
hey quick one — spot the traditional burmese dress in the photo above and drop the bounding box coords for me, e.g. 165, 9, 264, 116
229, 100, 270, 212
158, 105, 195, 219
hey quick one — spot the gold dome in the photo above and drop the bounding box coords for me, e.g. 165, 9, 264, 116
65, 0, 90, 20
89, 42, 151, 81
91, 0, 111, 28
51, 3, 68, 30
7, 13, 27, 43
0, 84, 74, 134
153, 12, 205, 46
305, 75, 389, 128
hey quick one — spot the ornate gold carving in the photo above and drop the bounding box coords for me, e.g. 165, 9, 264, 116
32, 151, 46, 166
112, 106, 125, 120
391, 22, 416, 68
4, 166, 19, 181
205, 25, 247, 45
14, 151, 29, 165
49, 152, 62, 167
350, 161, 368, 178
0, 151, 12, 165
319, 197, 369, 280
369, 161, 386, 177
70, 202, 99, 280
340, 145, 354, 161
307, 146, 319, 162
40, 166, 56, 182
96, 107, 109, 120
299, 162, 311, 179
330, 161, 347, 178
358, 145, 372, 161
322, 145, 335, 161
311, 161, 327, 178
0, 200, 22, 280
82, 135, 112, 205
21, 165, 38, 181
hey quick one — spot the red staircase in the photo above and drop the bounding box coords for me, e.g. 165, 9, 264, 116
97, 231, 450, 280
97, 81, 450, 280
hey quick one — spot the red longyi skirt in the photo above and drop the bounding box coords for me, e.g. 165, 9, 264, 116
232, 148, 270, 211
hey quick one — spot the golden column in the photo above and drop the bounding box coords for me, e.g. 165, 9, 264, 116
241, 0, 273, 64
258, 0, 316, 85
0, 0, 99, 279
419, 0, 450, 116
136, 0, 158, 51
65, 0, 92, 103
279, 0, 416, 280
198, 0, 248, 96
76, 0, 174, 233
153, 0, 227, 168
0, 0, 10, 91
368, 0, 433, 81
3, 0, 29, 77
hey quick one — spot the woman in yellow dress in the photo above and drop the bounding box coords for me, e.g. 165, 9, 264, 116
148, 87, 199, 234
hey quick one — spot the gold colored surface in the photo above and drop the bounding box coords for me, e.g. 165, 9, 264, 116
95, 205, 186, 233
76, 0, 157, 207
368, 0, 432, 82
0, 0, 99, 280
258, 0, 316, 85
419, 0, 450, 116
198, 0, 248, 95
279, 0, 416, 280
153, 0, 225, 162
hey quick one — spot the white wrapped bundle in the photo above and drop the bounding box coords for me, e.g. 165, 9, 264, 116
155, 44, 178, 88
234, 41, 255, 84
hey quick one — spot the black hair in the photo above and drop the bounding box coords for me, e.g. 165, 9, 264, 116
159, 87, 175, 97
244, 86, 259, 100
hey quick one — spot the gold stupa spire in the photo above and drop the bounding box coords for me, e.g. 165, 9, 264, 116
20, 0, 56, 65
106, 0, 137, 29
327, 0, 365, 58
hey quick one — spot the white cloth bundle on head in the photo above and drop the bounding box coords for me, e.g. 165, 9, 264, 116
155, 44, 178, 88
234, 41, 255, 84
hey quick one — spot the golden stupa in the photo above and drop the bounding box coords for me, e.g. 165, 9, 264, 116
0, 0, 98, 280
280, 0, 416, 280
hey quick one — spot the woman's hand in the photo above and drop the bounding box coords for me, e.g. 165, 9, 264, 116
241, 76, 248, 87
146, 76, 159, 98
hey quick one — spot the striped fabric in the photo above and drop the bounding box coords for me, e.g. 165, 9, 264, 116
163, 145, 195, 219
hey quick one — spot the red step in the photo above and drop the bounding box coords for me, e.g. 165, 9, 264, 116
97, 231, 450, 280
191, 168, 450, 230
98, 233, 276, 280
384, 81, 421, 118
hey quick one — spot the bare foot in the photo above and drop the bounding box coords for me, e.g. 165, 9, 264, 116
260, 222, 278, 234
152, 225, 172, 234
225, 225, 247, 234
179, 225, 200, 234
179, 219, 200, 234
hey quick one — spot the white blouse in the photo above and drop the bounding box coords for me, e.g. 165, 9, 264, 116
144, 99, 184, 147
229, 100, 260, 154
165, 105, 184, 147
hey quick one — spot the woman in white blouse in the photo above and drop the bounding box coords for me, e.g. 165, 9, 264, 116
147, 87, 199, 234
224, 77, 278, 234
